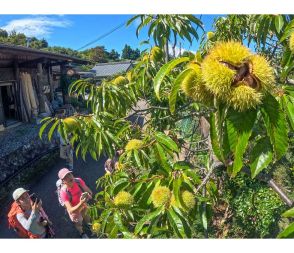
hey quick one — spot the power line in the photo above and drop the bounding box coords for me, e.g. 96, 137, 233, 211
76, 20, 127, 51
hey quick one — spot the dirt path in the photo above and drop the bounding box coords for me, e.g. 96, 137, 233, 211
0, 154, 106, 238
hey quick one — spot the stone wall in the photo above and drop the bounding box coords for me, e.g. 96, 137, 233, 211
0, 123, 58, 184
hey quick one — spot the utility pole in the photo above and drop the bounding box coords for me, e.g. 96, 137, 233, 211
164, 40, 169, 63
26, 37, 32, 48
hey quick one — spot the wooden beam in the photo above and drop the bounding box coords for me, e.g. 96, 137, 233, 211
13, 60, 21, 121
37, 62, 46, 113
18, 57, 46, 68
0, 86, 5, 125
48, 61, 68, 67
60, 63, 67, 104
47, 65, 54, 101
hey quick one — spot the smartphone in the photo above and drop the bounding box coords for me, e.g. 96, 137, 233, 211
30, 193, 41, 204
81, 192, 88, 199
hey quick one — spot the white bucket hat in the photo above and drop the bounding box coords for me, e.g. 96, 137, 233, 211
12, 188, 29, 201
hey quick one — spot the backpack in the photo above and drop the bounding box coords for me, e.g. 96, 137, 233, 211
7, 201, 41, 238
56, 178, 84, 206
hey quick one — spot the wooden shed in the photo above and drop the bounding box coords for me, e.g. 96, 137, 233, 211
0, 43, 88, 128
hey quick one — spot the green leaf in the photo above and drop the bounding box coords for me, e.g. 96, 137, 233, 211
132, 182, 145, 201
38, 118, 55, 139
172, 207, 192, 237
48, 119, 60, 141
282, 207, 294, 218
209, 113, 224, 162
126, 15, 140, 27
112, 178, 129, 196
169, 67, 194, 114
100, 209, 112, 233
133, 149, 143, 168
173, 177, 182, 206
167, 208, 187, 238
277, 222, 294, 238
134, 207, 163, 235
113, 211, 133, 238
173, 161, 192, 171
280, 19, 294, 42
261, 93, 288, 160
185, 170, 201, 185
250, 137, 273, 178
282, 95, 294, 131
201, 205, 208, 231
274, 15, 284, 34
155, 143, 170, 173
226, 109, 257, 177
153, 57, 189, 100
137, 181, 154, 208
155, 132, 179, 152
109, 224, 119, 238
89, 149, 97, 161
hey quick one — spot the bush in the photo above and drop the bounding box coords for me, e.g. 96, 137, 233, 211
222, 174, 287, 238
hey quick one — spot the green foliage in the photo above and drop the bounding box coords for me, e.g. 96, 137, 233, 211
226, 108, 257, 176
261, 93, 288, 160
127, 15, 203, 48
121, 44, 140, 60
0, 29, 48, 49
249, 137, 273, 178
45, 46, 82, 58
89, 155, 204, 238
277, 223, 294, 238
39, 14, 294, 239
68, 96, 87, 111
127, 15, 203, 61
153, 57, 190, 100
223, 174, 287, 238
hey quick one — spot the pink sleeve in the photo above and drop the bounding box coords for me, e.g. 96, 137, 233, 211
60, 189, 70, 203
76, 177, 86, 187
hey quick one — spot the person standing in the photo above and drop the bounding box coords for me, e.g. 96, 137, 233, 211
58, 168, 92, 238
8, 188, 53, 238
59, 132, 74, 170
104, 149, 124, 174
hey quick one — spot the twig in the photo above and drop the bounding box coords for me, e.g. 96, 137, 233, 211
194, 166, 216, 195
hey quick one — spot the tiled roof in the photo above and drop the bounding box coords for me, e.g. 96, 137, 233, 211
91, 61, 134, 77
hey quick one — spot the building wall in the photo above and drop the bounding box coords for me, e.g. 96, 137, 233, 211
0, 65, 56, 127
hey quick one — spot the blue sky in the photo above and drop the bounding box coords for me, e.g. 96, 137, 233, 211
0, 15, 218, 54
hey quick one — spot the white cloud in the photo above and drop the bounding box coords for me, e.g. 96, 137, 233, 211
1, 16, 71, 38
168, 44, 196, 57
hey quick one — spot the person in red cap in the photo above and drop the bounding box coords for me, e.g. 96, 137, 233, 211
58, 168, 92, 238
